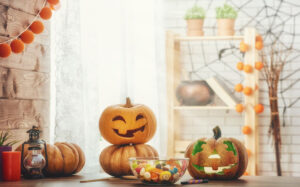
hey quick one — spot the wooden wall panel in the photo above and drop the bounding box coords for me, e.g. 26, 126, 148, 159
0, 0, 45, 15
0, 100, 49, 130
0, 0, 50, 145
0, 67, 49, 100
0, 42, 50, 72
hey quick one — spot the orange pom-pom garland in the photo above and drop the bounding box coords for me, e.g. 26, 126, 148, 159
235, 104, 244, 113
243, 64, 253, 73
47, 0, 59, 5
255, 104, 264, 114
20, 30, 35, 44
40, 7, 52, 20
242, 126, 252, 135
236, 62, 244, 71
30, 20, 44, 34
235, 84, 243, 92
10, 39, 25, 53
243, 87, 253, 96
0, 43, 11, 58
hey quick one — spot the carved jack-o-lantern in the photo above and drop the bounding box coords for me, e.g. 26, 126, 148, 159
99, 98, 156, 145
185, 126, 248, 179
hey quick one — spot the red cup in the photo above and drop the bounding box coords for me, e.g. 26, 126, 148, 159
2, 151, 21, 181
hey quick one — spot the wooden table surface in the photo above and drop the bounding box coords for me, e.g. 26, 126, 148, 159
1, 173, 300, 187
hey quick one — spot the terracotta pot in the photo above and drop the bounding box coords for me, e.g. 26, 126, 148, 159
0, 146, 12, 180
217, 19, 235, 36
176, 80, 214, 106
186, 19, 204, 36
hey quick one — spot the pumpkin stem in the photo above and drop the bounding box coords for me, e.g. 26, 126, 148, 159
125, 97, 133, 108
213, 126, 222, 140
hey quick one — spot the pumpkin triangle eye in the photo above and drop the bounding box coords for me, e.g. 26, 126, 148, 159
112, 116, 126, 123
136, 114, 144, 121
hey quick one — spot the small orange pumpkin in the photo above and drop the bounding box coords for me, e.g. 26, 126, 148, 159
99, 97, 157, 145
100, 144, 158, 177
16, 142, 85, 176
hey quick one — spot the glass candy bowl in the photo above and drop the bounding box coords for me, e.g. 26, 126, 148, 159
129, 157, 189, 185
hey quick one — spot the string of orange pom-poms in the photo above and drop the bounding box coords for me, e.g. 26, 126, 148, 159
0, 0, 60, 58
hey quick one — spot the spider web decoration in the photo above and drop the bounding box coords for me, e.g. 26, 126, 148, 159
185, 0, 300, 120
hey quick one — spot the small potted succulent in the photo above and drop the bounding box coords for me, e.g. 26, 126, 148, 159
185, 5, 206, 36
0, 131, 18, 180
216, 4, 238, 36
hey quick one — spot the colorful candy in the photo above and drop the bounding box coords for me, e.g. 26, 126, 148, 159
130, 159, 189, 184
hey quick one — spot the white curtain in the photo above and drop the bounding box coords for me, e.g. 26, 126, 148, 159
51, 0, 166, 172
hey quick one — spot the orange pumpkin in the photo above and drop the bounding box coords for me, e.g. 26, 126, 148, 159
100, 144, 158, 177
99, 98, 156, 145
16, 142, 85, 176
185, 126, 248, 179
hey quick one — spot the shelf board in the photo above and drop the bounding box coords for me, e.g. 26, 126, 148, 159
175, 35, 244, 41
173, 106, 235, 110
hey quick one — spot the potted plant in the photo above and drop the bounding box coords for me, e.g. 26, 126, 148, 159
185, 5, 206, 36
216, 4, 238, 36
0, 131, 18, 180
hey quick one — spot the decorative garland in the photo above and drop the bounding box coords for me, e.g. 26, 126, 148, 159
0, 0, 60, 58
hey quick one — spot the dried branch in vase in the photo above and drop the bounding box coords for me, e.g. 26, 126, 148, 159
260, 42, 291, 176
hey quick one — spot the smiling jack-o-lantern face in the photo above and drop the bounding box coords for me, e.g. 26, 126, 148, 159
99, 98, 157, 145
185, 126, 248, 179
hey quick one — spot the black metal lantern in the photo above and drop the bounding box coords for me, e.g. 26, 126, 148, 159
21, 126, 48, 179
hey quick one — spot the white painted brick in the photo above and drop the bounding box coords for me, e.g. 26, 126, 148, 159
258, 163, 273, 172
291, 154, 300, 163
292, 172, 300, 177
292, 136, 300, 144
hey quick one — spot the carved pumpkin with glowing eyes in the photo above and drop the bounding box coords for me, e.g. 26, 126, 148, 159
99, 98, 157, 145
185, 126, 248, 179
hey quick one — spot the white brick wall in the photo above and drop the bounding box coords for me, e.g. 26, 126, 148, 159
164, 0, 300, 176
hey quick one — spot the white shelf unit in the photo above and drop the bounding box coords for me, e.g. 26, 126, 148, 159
166, 28, 259, 176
